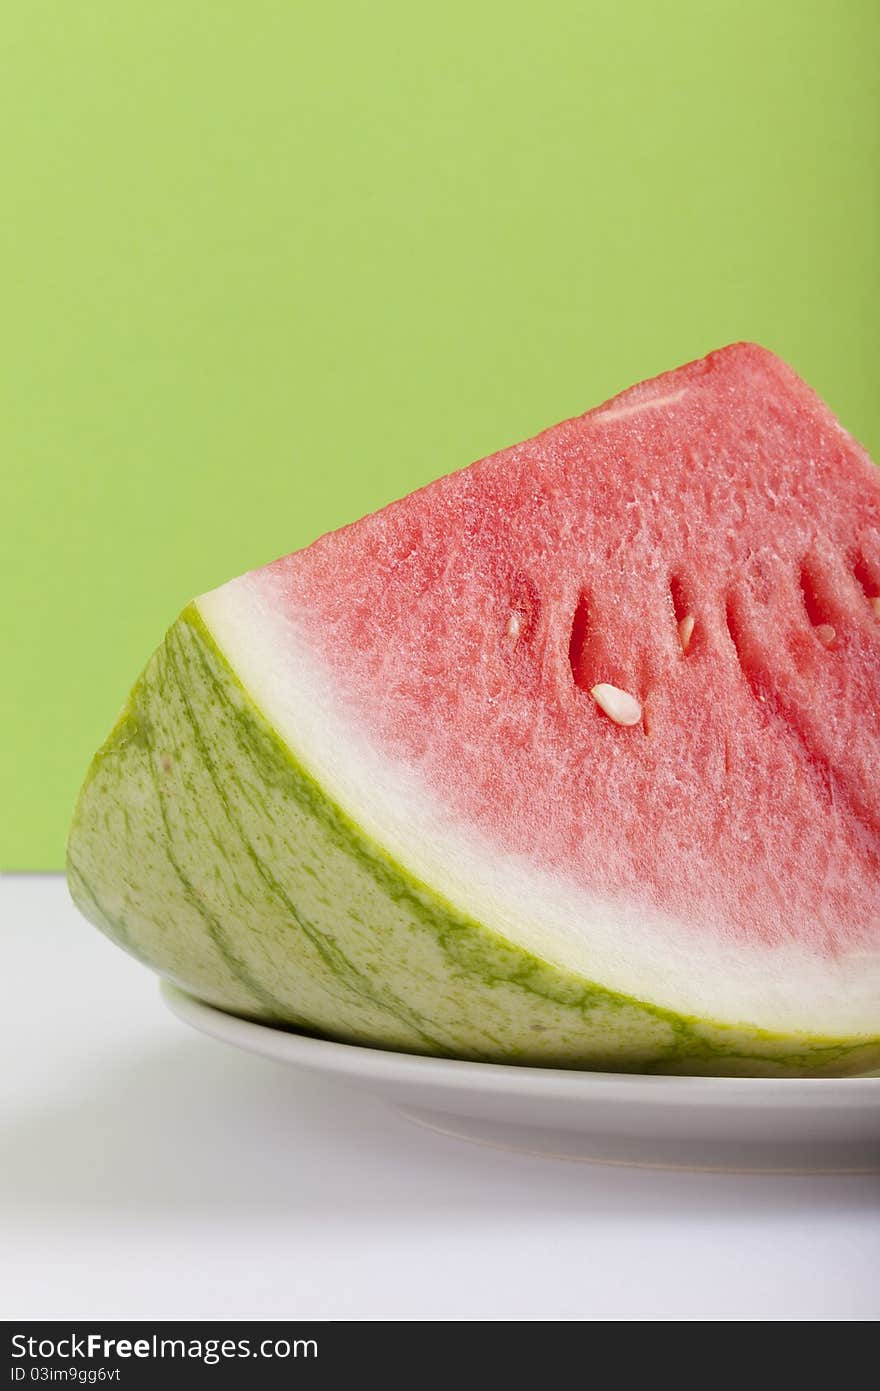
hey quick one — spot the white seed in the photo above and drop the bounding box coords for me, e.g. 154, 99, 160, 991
506, 611, 522, 638
590, 683, 643, 727
678, 614, 695, 653
872, 596, 880, 619
815, 623, 836, 647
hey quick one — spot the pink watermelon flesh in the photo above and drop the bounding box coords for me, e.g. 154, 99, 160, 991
234, 343, 880, 967
251, 347, 873, 957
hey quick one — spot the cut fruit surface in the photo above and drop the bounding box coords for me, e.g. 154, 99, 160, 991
68, 344, 880, 1074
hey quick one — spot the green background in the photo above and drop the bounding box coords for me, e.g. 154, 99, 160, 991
3, 1, 878, 868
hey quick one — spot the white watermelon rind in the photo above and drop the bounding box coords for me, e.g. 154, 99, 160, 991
66, 605, 880, 1077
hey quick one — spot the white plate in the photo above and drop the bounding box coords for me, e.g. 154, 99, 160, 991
162, 984, 880, 1174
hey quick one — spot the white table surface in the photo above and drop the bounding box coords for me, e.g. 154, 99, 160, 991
2, 874, 878, 1322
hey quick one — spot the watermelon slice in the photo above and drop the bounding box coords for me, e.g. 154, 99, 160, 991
67, 344, 880, 1075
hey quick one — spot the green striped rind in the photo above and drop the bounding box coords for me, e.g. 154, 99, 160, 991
66, 605, 880, 1077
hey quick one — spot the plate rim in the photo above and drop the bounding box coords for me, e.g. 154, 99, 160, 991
161, 982, 880, 1108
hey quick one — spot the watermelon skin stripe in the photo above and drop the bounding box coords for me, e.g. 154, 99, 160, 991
165, 620, 453, 1052
67, 605, 880, 1077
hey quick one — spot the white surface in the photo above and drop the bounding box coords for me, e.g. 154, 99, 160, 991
2, 874, 879, 1321
164, 983, 880, 1174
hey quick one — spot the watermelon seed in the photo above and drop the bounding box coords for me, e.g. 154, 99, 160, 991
724, 594, 758, 681
669, 573, 695, 655
725, 597, 777, 709
590, 683, 642, 727
815, 623, 836, 647
567, 591, 592, 687
799, 560, 832, 629
506, 611, 522, 639
851, 547, 880, 619
852, 548, 880, 602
